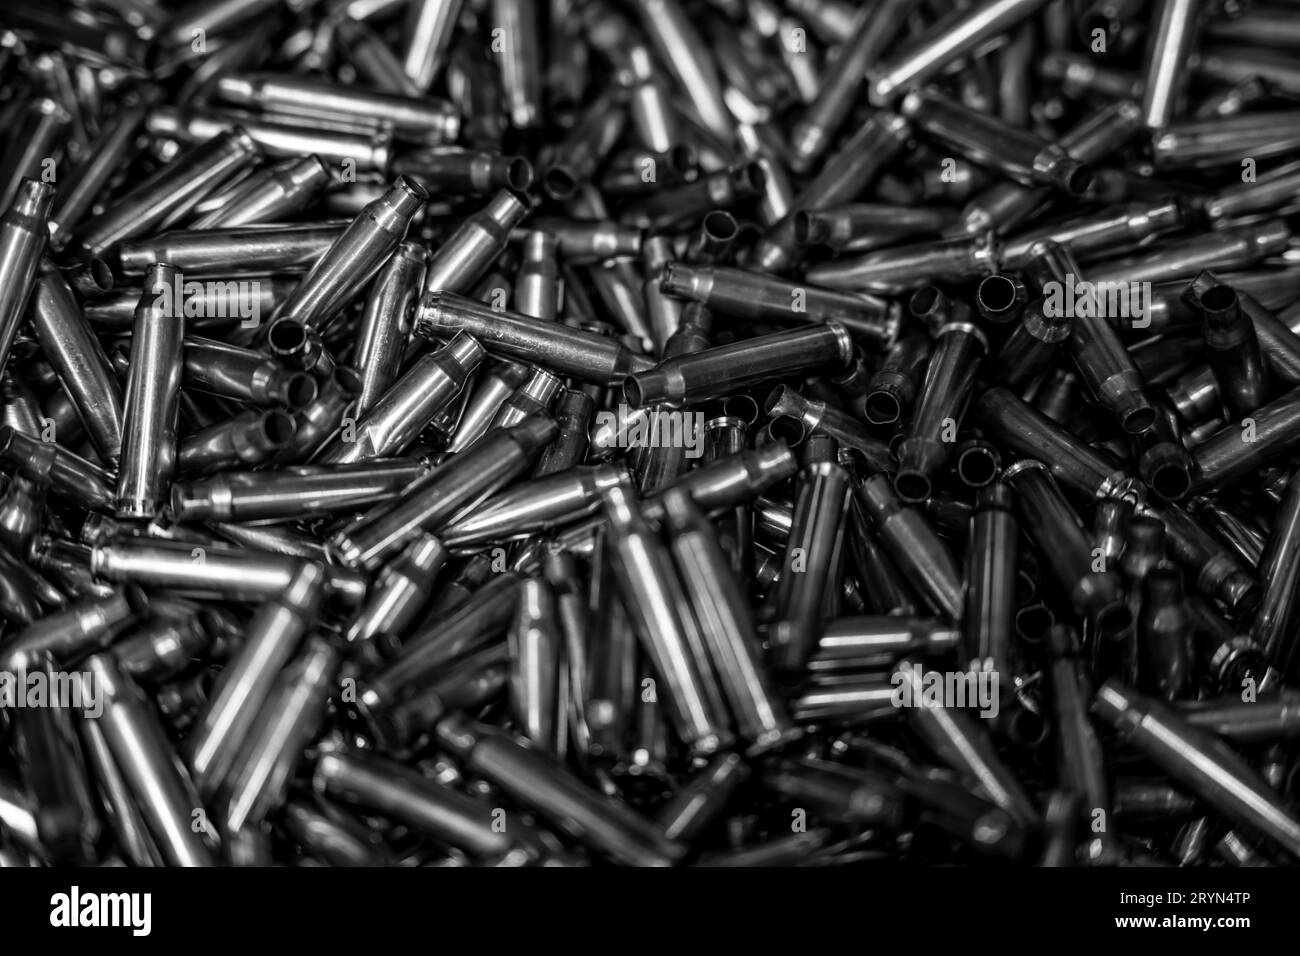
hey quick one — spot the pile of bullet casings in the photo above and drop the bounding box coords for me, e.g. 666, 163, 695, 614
1, 0, 1300, 871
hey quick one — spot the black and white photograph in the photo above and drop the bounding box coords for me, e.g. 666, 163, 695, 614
0, 0, 1294, 938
